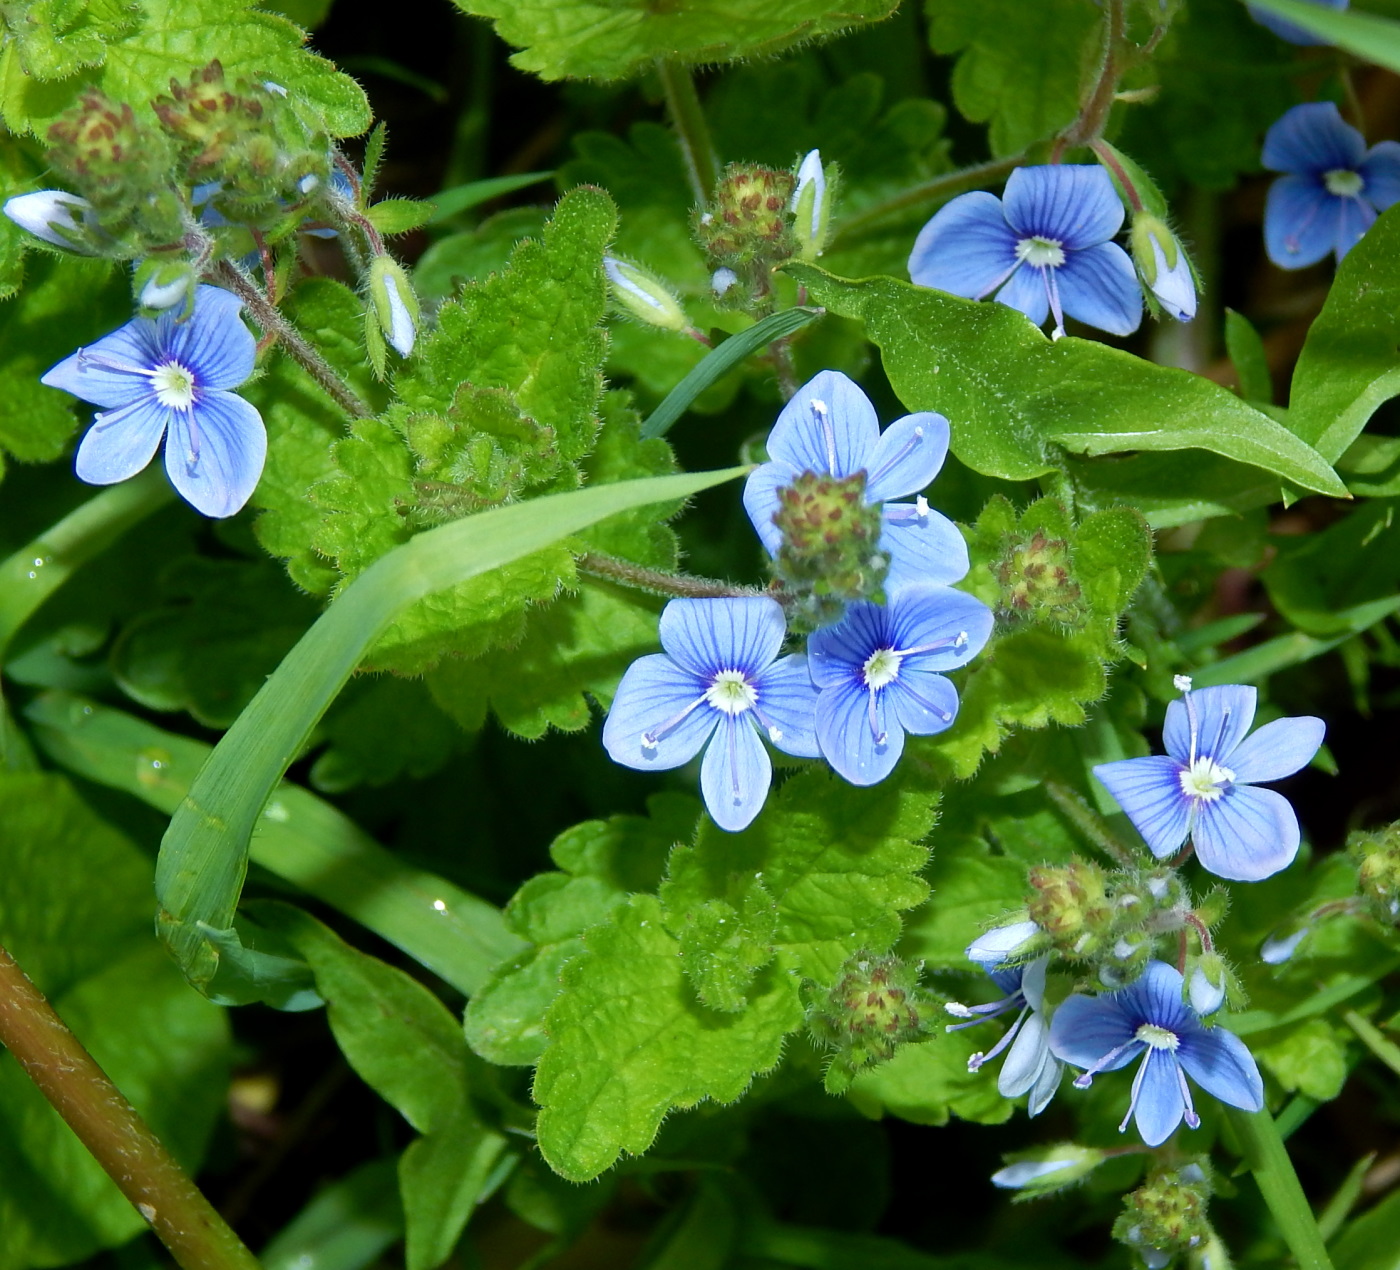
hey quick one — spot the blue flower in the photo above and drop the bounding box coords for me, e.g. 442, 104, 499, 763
947, 954, 1062, 1115
743, 370, 969, 594
41, 284, 266, 519
1248, 0, 1347, 45
1093, 679, 1324, 882
1263, 102, 1400, 268
602, 597, 821, 832
1049, 960, 1263, 1147
908, 165, 1142, 339
807, 583, 992, 786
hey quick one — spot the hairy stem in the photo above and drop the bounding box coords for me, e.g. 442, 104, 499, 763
1089, 139, 1143, 212
1055, 0, 1126, 156
0, 941, 262, 1270
1227, 1107, 1336, 1270
578, 553, 763, 600
213, 260, 372, 419
830, 155, 1023, 245
657, 59, 721, 205
1043, 781, 1136, 868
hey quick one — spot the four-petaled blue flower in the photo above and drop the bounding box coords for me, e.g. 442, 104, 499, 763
743, 370, 969, 594
807, 583, 992, 786
602, 597, 821, 832
41, 284, 266, 519
1248, 0, 1347, 46
1049, 960, 1263, 1147
1093, 679, 1324, 882
1263, 102, 1400, 268
908, 165, 1142, 339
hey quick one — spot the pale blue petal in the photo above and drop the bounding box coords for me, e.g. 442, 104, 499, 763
742, 461, 794, 558
993, 263, 1050, 327
1263, 102, 1365, 175
1055, 242, 1142, 336
658, 596, 785, 680
863, 411, 949, 505
42, 318, 162, 409
889, 584, 995, 672
1133, 1051, 1186, 1147
807, 601, 890, 689
890, 666, 958, 737
700, 714, 772, 832
766, 369, 878, 478
816, 678, 902, 786
602, 654, 715, 770
999, 1010, 1051, 1098
1192, 785, 1300, 882
1360, 141, 1400, 210
753, 653, 822, 759
165, 391, 266, 518
1164, 685, 1257, 764
967, 922, 1039, 966
74, 397, 168, 485
1002, 165, 1124, 250
165, 285, 255, 390
1122, 961, 1193, 1034
1265, 175, 1339, 268
1020, 957, 1049, 1010
1027, 1049, 1062, 1117
1334, 194, 1377, 260
1177, 1027, 1264, 1113
1048, 994, 1138, 1071
879, 505, 970, 589
1093, 756, 1191, 859
1228, 715, 1325, 784
908, 191, 1019, 298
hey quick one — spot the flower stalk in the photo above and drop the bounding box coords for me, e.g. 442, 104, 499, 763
1227, 1107, 1336, 1270
656, 59, 722, 205
577, 552, 762, 600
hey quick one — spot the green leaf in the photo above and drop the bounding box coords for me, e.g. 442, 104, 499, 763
1252, 1018, 1349, 1102
1332, 1188, 1400, 1270
1, 0, 139, 81
1286, 204, 1400, 464
790, 266, 1348, 497
413, 207, 550, 302
1225, 308, 1272, 404
259, 904, 508, 1270
426, 171, 555, 223
899, 843, 1027, 969
1248, 0, 1400, 72
364, 198, 434, 235
0, 0, 371, 137
846, 1031, 1014, 1127
660, 862, 779, 1013
925, 0, 1101, 157
533, 894, 804, 1182
310, 676, 458, 793
260, 1159, 403, 1270
446, 0, 898, 82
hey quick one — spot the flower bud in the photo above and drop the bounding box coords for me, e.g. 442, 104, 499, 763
694, 163, 796, 269
790, 148, 833, 262
1352, 820, 1400, 923
1028, 861, 1114, 958
1130, 215, 1197, 322
711, 267, 739, 297
807, 950, 928, 1092
602, 256, 689, 333
966, 919, 1041, 966
134, 256, 196, 313
995, 526, 1083, 624
991, 1143, 1106, 1197
368, 255, 419, 358
1260, 924, 1311, 964
1113, 1165, 1212, 1264
3, 190, 98, 252
1187, 953, 1227, 1016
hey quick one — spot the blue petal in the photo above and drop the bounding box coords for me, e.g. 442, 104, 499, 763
1262, 102, 1366, 175
815, 678, 902, 786
742, 461, 794, 558
602, 654, 715, 770
1002, 165, 1124, 250
165, 285, 256, 390
1192, 785, 1300, 881
1360, 141, 1400, 210
890, 666, 958, 736
1228, 715, 1325, 784
1265, 175, 1340, 268
766, 369, 878, 478
74, 397, 168, 486
807, 601, 891, 688
1177, 1026, 1265, 1113
1132, 1051, 1187, 1147
700, 714, 772, 832
42, 317, 162, 409
879, 504, 970, 589
658, 596, 785, 680
752, 653, 822, 759
165, 391, 266, 518
1163, 685, 1257, 765
1055, 242, 1142, 336
1047, 993, 1138, 1070
1027, 1046, 1062, 1117
1334, 194, 1376, 260
999, 1011, 1051, 1098
908, 191, 1019, 298
1120, 960, 1194, 1034
863, 411, 949, 505
1248, 0, 1348, 46
888, 584, 995, 672
993, 263, 1049, 327
1093, 756, 1191, 859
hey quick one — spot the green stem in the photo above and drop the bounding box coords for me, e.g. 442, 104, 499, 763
1226, 1107, 1336, 1270
0, 941, 262, 1270
1342, 1008, 1400, 1078
656, 59, 721, 204
830, 155, 1023, 245
577, 553, 762, 600
1043, 780, 1135, 867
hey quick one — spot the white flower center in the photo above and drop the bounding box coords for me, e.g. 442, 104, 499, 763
1135, 1023, 1179, 1051
862, 647, 902, 690
705, 669, 757, 716
1324, 168, 1364, 198
1179, 756, 1234, 803
1015, 235, 1066, 268
151, 360, 196, 410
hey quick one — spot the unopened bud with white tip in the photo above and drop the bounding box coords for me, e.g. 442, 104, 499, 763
369, 255, 419, 358
603, 255, 689, 333
790, 148, 834, 262
1130, 214, 1197, 322
134, 257, 196, 314
4, 190, 98, 253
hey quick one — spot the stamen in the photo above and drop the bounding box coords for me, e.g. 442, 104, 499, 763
867, 690, 887, 746
811, 398, 837, 473
1072, 1036, 1140, 1088
915, 495, 930, 518
895, 682, 954, 724
728, 716, 741, 799
866, 426, 924, 487
641, 692, 710, 749
1044, 265, 1066, 341
748, 698, 784, 744
896, 630, 969, 658
77, 348, 157, 378
967, 1007, 1029, 1071
1176, 1061, 1200, 1129
1119, 1050, 1155, 1133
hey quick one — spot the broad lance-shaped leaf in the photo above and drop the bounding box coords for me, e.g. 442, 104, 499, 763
446, 0, 897, 83
789, 266, 1348, 498
155, 464, 746, 994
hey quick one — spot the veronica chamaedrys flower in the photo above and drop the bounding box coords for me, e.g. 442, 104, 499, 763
41, 284, 265, 518
908, 165, 1142, 339
947, 955, 1063, 1115
1263, 102, 1400, 268
807, 583, 992, 786
744, 370, 969, 593
1093, 678, 1324, 882
1050, 960, 1263, 1147
602, 597, 820, 832
1248, 0, 1347, 45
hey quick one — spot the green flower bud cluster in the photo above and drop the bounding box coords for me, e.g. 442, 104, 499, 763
694, 163, 796, 311
807, 951, 928, 1093
1113, 1164, 1213, 1266
771, 470, 887, 631
995, 527, 1083, 624
1352, 820, 1400, 924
